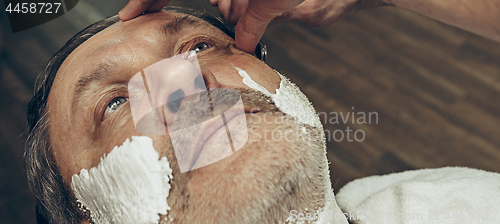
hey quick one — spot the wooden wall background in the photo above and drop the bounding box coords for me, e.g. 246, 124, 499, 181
1, 0, 499, 223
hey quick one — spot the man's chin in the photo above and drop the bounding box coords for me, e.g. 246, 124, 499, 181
178, 114, 330, 223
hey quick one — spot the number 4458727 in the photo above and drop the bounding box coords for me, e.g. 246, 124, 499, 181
5, 3, 61, 14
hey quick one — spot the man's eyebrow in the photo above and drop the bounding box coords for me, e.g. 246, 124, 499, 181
72, 62, 114, 108
161, 15, 208, 35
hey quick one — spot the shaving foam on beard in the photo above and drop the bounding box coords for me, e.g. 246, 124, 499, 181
71, 136, 173, 224
235, 67, 322, 129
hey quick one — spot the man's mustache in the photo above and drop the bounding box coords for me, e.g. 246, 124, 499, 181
159, 88, 284, 172
172, 88, 282, 129
135, 88, 282, 134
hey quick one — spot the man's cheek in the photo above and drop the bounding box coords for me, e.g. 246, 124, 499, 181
95, 108, 139, 156
71, 136, 174, 224
151, 135, 177, 167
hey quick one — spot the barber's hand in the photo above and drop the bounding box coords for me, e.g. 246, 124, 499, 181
119, 0, 171, 21
212, 0, 305, 53
213, 0, 387, 53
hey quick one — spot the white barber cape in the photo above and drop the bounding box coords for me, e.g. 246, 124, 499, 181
335, 167, 500, 224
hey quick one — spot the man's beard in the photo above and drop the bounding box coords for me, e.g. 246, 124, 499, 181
155, 88, 331, 224
69, 88, 331, 224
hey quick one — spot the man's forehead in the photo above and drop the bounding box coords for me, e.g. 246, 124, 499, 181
66, 11, 208, 66
55, 11, 214, 92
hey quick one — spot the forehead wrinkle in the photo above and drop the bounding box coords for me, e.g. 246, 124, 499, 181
71, 59, 118, 112
160, 15, 209, 35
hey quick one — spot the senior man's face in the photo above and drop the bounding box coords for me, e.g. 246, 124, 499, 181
48, 10, 329, 224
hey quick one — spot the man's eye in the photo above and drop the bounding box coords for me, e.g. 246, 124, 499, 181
192, 42, 211, 53
105, 97, 128, 115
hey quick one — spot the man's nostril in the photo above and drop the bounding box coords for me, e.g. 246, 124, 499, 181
167, 89, 185, 113
194, 75, 206, 89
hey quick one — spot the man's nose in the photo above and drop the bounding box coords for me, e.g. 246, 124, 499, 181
147, 54, 220, 124
128, 51, 219, 134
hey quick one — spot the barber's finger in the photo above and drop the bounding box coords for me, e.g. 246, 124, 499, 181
229, 0, 248, 24
147, 0, 172, 12
119, 0, 156, 21
270, 8, 296, 25
218, 0, 232, 22
235, 9, 274, 53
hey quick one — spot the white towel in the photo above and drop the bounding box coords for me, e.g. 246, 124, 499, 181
335, 167, 500, 224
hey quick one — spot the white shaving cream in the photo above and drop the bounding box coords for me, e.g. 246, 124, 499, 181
235, 67, 322, 129
71, 136, 173, 224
